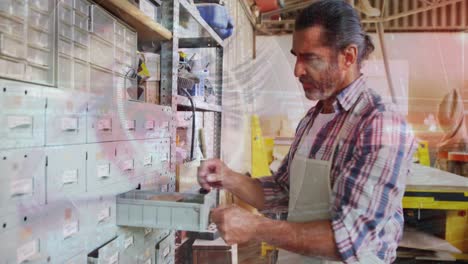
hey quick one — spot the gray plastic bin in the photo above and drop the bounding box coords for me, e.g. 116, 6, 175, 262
116, 190, 216, 232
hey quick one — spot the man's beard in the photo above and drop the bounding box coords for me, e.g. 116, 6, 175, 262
301, 66, 341, 101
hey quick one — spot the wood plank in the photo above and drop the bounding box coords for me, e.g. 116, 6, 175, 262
407, 164, 468, 192
94, 0, 172, 42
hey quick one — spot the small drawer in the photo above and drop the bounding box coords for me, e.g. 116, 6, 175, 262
58, 55, 72, 89
123, 51, 135, 67
25, 63, 49, 84
74, 43, 88, 62
58, 22, 73, 40
125, 30, 136, 45
28, 8, 51, 32
74, 12, 89, 31
0, 56, 25, 79
0, 33, 25, 58
74, 60, 89, 91
28, 27, 50, 49
58, 38, 73, 57
90, 5, 114, 43
59, 0, 73, 8
115, 48, 124, 64
115, 22, 125, 37
29, 0, 50, 12
74, 0, 90, 15
74, 27, 88, 47
90, 36, 113, 70
58, 4, 73, 25
27, 46, 50, 66
0, 0, 26, 20
0, 15, 25, 40
115, 34, 125, 45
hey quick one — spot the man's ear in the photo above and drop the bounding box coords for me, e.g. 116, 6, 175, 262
341, 44, 358, 69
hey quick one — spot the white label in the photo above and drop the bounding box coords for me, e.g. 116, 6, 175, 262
124, 236, 134, 249
16, 240, 39, 264
140, 0, 155, 19
98, 207, 110, 222
161, 121, 169, 129
61, 117, 79, 131
144, 228, 152, 236
144, 120, 155, 130
10, 178, 33, 197
63, 221, 79, 239
161, 153, 169, 162
8, 115, 33, 129
143, 155, 153, 166
163, 246, 170, 257
62, 169, 78, 184
144, 258, 152, 264
122, 159, 134, 171
97, 119, 112, 131
107, 252, 119, 264
125, 120, 135, 130
97, 164, 110, 178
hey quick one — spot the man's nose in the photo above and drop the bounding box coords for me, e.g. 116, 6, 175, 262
294, 61, 305, 78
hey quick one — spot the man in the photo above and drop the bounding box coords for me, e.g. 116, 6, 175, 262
198, 1, 416, 263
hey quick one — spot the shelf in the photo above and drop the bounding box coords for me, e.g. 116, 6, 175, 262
175, 95, 222, 112
179, 0, 224, 48
96, 0, 172, 43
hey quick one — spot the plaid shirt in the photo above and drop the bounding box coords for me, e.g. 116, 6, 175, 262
259, 76, 416, 263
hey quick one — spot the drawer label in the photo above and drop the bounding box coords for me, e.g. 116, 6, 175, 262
10, 178, 33, 196
124, 236, 134, 249
108, 251, 119, 264
125, 120, 135, 130
143, 155, 153, 166
63, 221, 79, 239
97, 164, 110, 178
17, 239, 39, 264
145, 120, 155, 130
8, 115, 33, 129
62, 169, 78, 184
61, 117, 79, 131
122, 159, 134, 171
97, 118, 112, 131
98, 207, 111, 222
163, 246, 170, 257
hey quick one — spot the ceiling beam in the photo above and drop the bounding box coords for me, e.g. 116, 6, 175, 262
360, 0, 464, 24
261, 0, 315, 20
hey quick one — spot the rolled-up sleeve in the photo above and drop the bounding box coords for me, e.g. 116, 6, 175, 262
331, 112, 416, 263
257, 151, 291, 212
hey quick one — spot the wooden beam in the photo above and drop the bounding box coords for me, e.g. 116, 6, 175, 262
94, 0, 172, 42
261, 0, 315, 19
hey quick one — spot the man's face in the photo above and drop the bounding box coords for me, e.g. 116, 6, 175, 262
292, 26, 345, 101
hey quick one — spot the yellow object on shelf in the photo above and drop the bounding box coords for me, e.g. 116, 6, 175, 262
414, 140, 431, 166
251, 115, 272, 178
264, 137, 274, 164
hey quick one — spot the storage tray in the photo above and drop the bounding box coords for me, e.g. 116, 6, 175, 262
116, 190, 216, 232
58, 4, 72, 25
74, 0, 90, 15
90, 5, 114, 43
0, 0, 26, 20
0, 15, 25, 39
28, 7, 51, 32
74, 12, 88, 31
0, 33, 25, 58
29, 0, 50, 12
74, 27, 89, 47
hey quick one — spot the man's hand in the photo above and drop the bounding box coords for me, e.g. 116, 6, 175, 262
211, 205, 261, 245
197, 159, 235, 191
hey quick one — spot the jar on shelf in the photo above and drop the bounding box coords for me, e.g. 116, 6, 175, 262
447, 152, 468, 177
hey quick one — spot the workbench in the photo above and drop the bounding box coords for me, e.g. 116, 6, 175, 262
403, 164, 468, 260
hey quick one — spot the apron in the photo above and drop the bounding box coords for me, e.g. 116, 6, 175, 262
277, 102, 384, 264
